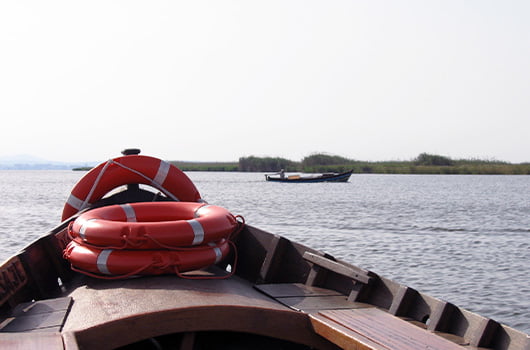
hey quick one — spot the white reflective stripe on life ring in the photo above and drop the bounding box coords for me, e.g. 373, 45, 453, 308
120, 204, 137, 222
186, 219, 205, 245
79, 218, 98, 241
153, 160, 170, 186
67, 193, 86, 211
97, 249, 113, 275
213, 247, 222, 263
208, 241, 224, 264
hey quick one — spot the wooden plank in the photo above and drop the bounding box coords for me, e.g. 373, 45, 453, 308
19, 236, 62, 299
427, 300, 455, 332
303, 252, 372, 284
432, 332, 469, 346
47, 227, 76, 283
312, 308, 466, 350
61, 274, 337, 349
310, 313, 386, 350
445, 307, 500, 348
0, 297, 72, 332
255, 283, 342, 298
490, 324, 530, 350
0, 310, 67, 332
0, 257, 28, 307
304, 251, 330, 286
72, 304, 337, 350
388, 285, 418, 316
255, 283, 371, 313
11, 296, 72, 317
276, 296, 371, 312
179, 332, 196, 350
258, 235, 287, 283
468, 316, 499, 348
306, 263, 328, 286
232, 226, 276, 283
0, 332, 64, 350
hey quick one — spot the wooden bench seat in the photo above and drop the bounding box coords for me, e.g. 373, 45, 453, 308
0, 297, 72, 333
310, 308, 468, 350
255, 283, 373, 313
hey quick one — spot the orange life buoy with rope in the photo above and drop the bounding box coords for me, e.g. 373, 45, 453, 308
68, 202, 239, 249
62, 154, 203, 221
62, 150, 244, 280
64, 238, 231, 278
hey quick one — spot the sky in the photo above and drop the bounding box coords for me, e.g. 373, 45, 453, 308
1, 1, 529, 164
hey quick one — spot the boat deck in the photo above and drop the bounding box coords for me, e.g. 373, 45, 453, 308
1, 270, 336, 350
2, 271, 486, 350
62, 270, 337, 349
256, 283, 476, 350
62, 270, 285, 333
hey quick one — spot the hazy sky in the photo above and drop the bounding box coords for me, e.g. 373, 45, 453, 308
1, 1, 529, 163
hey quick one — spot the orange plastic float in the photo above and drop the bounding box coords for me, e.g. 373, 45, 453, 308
68, 202, 239, 249
61, 154, 203, 221
64, 239, 231, 278
62, 150, 242, 279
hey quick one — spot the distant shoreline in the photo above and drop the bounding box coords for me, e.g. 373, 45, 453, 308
168, 160, 530, 175
72, 167, 93, 171
7, 152, 529, 175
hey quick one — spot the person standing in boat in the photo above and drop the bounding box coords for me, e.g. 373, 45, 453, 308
279, 169, 285, 179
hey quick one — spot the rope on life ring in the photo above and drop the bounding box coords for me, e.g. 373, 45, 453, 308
62, 155, 204, 221
68, 202, 239, 250
63, 201, 246, 280
64, 238, 235, 280
62, 152, 245, 280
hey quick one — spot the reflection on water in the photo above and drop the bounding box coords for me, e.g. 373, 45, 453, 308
0, 170, 528, 333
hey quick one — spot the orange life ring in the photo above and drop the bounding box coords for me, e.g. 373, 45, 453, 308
68, 202, 238, 249
64, 239, 230, 277
62, 155, 203, 221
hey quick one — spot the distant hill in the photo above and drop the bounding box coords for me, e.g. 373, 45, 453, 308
0, 154, 97, 170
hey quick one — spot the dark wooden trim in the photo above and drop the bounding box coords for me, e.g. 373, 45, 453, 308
255, 283, 342, 298
258, 234, 288, 283
179, 332, 196, 350
0, 297, 72, 333
311, 308, 467, 350
303, 252, 372, 285
427, 301, 455, 332
72, 305, 337, 350
469, 318, 500, 348
310, 312, 384, 350
305, 252, 329, 287
18, 236, 62, 300
0, 257, 28, 308
388, 285, 419, 316
0, 332, 64, 349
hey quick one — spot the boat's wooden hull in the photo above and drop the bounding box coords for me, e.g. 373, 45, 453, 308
1, 218, 528, 349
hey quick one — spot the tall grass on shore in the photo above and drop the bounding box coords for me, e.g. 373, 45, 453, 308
169, 161, 239, 172
168, 153, 529, 175
300, 153, 530, 175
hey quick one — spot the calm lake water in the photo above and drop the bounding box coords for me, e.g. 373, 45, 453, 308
0, 170, 528, 333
